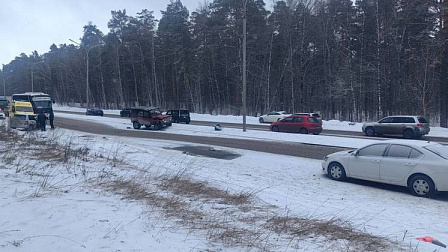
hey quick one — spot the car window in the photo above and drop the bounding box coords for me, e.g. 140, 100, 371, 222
138, 111, 144, 117
424, 144, 448, 160
418, 117, 428, 123
166, 111, 171, 115
386, 145, 412, 158
267, 112, 274, 116
283, 117, 294, 123
180, 110, 189, 116
409, 149, 423, 159
394, 117, 415, 123
274, 113, 280, 115
292, 117, 302, 123
307, 117, 318, 123
15, 115, 26, 119
379, 117, 393, 123
357, 144, 387, 157
172, 110, 179, 116
311, 113, 320, 118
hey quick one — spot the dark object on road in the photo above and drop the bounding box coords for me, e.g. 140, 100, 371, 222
130, 107, 172, 130
166, 109, 190, 124
214, 124, 222, 131
120, 108, 131, 117
86, 108, 104, 116
37, 112, 46, 131
362, 115, 430, 139
49, 112, 55, 129
170, 146, 240, 160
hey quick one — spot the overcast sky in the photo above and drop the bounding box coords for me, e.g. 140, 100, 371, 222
0, 0, 202, 66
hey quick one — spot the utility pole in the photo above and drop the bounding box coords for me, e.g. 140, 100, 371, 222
242, 0, 247, 132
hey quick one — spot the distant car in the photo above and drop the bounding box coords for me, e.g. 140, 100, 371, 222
269, 115, 322, 134
294, 112, 322, 122
259, 111, 291, 123
166, 109, 190, 124
130, 107, 172, 130
120, 108, 131, 117
86, 108, 104, 116
362, 115, 430, 139
322, 140, 448, 197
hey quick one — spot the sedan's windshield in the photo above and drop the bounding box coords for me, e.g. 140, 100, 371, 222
424, 144, 448, 159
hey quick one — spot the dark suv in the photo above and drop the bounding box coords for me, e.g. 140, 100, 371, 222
362, 116, 430, 139
166, 109, 190, 124
120, 108, 131, 117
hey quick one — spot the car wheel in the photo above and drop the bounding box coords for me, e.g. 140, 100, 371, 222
328, 162, 346, 181
365, 127, 375, 137
409, 175, 435, 197
272, 125, 279, 132
186, 120, 190, 124
167, 123, 172, 126
299, 128, 308, 134
133, 122, 141, 129
403, 129, 414, 139
259, 118, 264, 123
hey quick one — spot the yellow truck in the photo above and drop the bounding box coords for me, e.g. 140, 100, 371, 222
9, 101, 37, 130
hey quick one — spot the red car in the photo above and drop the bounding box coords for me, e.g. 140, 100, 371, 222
269, 115, 322, 135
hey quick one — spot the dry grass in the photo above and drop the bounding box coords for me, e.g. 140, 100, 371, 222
160, 174, 252, 205
264, 216, 391, 251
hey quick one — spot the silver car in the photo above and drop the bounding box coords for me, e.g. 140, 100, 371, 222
362, 116, 430, 139
322, 140, 448, 197
10, 114, 37, 130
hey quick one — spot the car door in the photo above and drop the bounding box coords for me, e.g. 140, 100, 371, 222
391, 117, 408, 135
271, 112, 281, 122
380, 144, 422, 183
278, 117, 295, 132
291, 117, 303, 133
376, 117, 394, 134
348, 144, 388, 180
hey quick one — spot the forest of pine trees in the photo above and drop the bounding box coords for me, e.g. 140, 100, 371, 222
1, 0, 448, 125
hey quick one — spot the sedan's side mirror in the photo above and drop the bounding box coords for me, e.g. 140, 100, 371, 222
353, 150, 359, 156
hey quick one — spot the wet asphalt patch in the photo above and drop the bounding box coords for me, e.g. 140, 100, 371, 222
169, 145, 241, 160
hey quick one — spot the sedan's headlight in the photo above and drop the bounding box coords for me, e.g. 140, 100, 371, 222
323, 156, 328, 162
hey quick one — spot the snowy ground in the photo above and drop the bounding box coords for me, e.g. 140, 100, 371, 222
2, 109, 448, 251
53, 104, 448, 138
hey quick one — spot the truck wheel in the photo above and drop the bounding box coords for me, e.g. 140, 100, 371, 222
153, 123, 161, 130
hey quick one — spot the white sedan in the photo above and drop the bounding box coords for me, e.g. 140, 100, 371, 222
322, 140, 448, 197
259, 111, 291, 123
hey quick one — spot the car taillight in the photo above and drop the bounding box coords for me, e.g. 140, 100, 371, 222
417, 123, 424, 127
